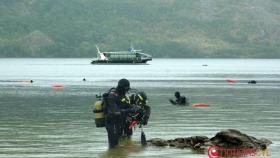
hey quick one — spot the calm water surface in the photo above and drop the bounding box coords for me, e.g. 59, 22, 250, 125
0, 58, 279, 158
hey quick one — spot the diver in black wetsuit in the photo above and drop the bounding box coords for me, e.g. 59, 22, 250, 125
169, 91, 189, 106
103, 78, 138, 148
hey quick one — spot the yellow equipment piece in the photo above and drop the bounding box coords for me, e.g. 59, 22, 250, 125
93, 100, 105, 127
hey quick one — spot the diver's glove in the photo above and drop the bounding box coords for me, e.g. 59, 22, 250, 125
169, 99, 177, 105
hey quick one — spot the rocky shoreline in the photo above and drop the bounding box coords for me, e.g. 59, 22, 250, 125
148, 129, 272, 153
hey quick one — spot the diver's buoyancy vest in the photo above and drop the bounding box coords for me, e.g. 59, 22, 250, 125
119, 95, 131, 108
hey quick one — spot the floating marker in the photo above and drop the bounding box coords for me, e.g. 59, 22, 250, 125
192, 103, 210, 107
52, 84, 64, 89
226, 79, 238, 83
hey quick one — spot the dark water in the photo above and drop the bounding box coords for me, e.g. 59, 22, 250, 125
0, 58, 279, 158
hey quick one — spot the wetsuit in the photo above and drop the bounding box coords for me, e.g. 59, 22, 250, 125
104, 89, 133, 148
170, 96, 188, 105
119, 95, 133, 138
176, 96, 187, 105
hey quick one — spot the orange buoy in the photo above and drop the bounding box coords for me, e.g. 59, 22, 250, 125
52, 84, 64, 89
226, 79, 238, 83
192, 103, 210, 107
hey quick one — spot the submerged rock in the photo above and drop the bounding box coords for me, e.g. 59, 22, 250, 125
148, 138, 168, 147
148, 129, 272, 152
210, 129, 272, 149
148, 136, 209, 150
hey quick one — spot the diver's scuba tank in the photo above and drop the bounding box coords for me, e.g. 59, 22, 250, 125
93, 94, 105, 127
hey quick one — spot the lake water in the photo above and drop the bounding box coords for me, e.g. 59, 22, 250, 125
0, 58, 279, 158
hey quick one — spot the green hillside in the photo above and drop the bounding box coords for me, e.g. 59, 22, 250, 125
0, 0, 280, 58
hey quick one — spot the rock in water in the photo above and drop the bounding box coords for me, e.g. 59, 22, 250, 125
210, 129, 272, 149
148, 129, 272, 151
148, 138, 168, 147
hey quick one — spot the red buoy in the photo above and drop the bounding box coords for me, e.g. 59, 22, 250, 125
52, 84, 64, 89
226, 79, 238, 83
192, 103, 210, 107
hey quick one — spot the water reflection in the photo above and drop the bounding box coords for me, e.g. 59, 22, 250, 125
99, 139, 143, 158
0, 59, 280, 158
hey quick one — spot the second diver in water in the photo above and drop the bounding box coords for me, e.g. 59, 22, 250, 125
169, 91, 189, 106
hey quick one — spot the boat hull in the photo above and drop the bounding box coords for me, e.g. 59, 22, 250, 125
91, 58, 152, 64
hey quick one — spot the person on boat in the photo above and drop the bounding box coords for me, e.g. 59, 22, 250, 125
103, 78, 139, 148
169, 91, 189, 106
